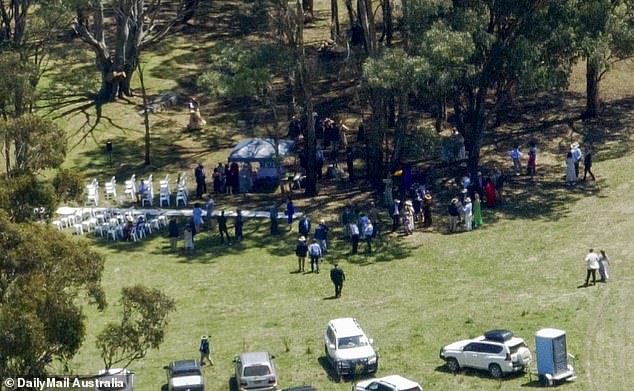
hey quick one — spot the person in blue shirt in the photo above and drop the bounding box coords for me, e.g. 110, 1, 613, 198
314, 219, 329, 253
199, 336, 213, 366
192, 203, 203, 233
308, 239, 322, 273
298, 215, 311, 237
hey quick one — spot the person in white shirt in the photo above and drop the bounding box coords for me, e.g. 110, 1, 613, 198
570, 142, 583, 178
463, 197, 473, 231
584, 248, 600, 286
349, 222, 360, 255
511, 145, 522, 175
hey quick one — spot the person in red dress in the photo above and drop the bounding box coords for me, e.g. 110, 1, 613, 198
484, 178, 496, 208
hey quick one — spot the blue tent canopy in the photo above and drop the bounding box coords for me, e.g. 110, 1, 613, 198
228, 138, 296, 163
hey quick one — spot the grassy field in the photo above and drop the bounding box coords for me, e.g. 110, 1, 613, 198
37, 1, 634, 390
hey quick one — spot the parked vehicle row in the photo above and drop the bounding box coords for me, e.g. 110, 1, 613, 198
102, 321, 540, 390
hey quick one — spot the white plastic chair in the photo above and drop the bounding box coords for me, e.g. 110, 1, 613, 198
159, 177, 171, 207
124, 174, 137, 201
105, 176, 117, 200
86, 179, 99, 206
175, 189, 187, 208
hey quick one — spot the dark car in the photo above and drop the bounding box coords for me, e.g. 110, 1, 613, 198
164, 360, 204, 391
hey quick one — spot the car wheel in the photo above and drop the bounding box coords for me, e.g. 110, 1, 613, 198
489, 363, 503, 379
446, 358, 460, 373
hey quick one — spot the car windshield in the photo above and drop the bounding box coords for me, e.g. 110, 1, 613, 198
337, 335, 369, 349
509, 341, 528, 354
243, 365, 271, 377
172, 369, 201, 377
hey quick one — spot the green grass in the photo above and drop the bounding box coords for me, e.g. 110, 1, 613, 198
63, 143, 634, 390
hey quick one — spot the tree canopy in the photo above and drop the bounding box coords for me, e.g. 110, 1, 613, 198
0, 211, 106, 379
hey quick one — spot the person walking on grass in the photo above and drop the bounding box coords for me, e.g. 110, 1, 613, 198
199, 336, 213, 366
298, 215, 311, 237
330, 263, 346, 298
584, 248, 600, 286
270, 204, 279, 235
192, 203, 203, 233
235, 209, 244, 241
295, 236, 308, 272
349, 222, 360, 255
217, 211, 230, 244
314, 219, 329, 253
286, 196, 295, 225
473, 193, 483, 228
584, 148, 596, 181
168, 217, 179, 251
599, 249, 610, 282
308, 239, 322, 273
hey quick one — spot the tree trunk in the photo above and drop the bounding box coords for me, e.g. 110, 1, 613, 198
302, 0, 314, 20
344, 0, 355, 30
466, 89, 487, 181
3, 137, 10, 177
366, 91, 387, 187
357, 0, 376, 54
137, 62, 151, 165
401, 0, 410, 50
296, 0, 317, 196
382, 0, 393, 46
584, 60, 600, 118
390, 94, 408, 169
331, 0, 340, 40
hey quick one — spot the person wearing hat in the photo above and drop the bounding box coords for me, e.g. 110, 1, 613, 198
199, 335, 213, 366
314, 219, 329, 253
448, 198, 460, 233
330, 263, 346, 298
423, 192, 433, 227
391, 199, 401, 232
295, 236, 308, 272
308, 239, 323, 273
463, 197, 473, 231
570, 142, 583, 178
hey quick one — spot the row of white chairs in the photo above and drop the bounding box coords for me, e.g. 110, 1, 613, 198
53, 208, 167, 239
86, 174, 163, 206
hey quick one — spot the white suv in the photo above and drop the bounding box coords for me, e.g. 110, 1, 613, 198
439, 330, 532, 378
324, 318, 378, 379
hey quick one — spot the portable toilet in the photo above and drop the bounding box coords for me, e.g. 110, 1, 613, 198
535, 328, 576, 386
